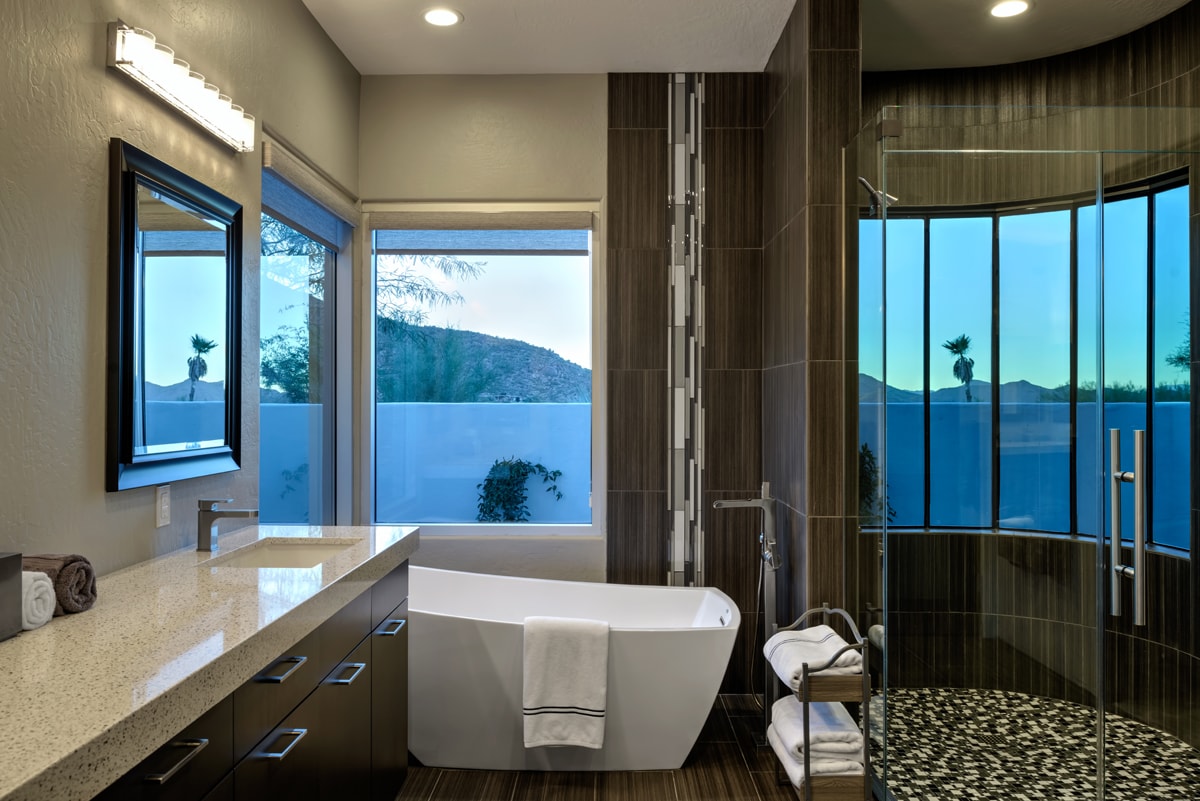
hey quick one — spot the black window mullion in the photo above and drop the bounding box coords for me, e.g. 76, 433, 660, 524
923, 218, 932, 530
992, 215, 1001, 530
1069, 205, 1079, 536
1145, 191, 1156, 543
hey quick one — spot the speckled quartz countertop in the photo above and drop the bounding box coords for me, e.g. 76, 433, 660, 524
0, 524, 419, 801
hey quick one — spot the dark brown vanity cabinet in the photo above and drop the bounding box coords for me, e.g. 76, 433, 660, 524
371, 600, 408, 801
94, 696, 234, 801
234, 637, 373, 800
93, 563, 409, 801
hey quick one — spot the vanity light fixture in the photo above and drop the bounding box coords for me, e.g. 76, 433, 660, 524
423, 7, 463, 26
107, 21, 256, 152
990, 0, 1030, 17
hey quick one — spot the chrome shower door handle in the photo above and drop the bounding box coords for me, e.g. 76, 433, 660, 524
1132, 430, 1147, 627
1109, 428, 1147, 627
1110, 429, 1123, 617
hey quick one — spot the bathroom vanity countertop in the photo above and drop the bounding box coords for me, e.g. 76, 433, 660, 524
0, 524, 419, 801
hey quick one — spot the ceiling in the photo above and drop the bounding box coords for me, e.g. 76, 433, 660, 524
300, 0, 1192, 75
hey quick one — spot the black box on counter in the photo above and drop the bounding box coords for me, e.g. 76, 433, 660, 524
0, 553, 19, 641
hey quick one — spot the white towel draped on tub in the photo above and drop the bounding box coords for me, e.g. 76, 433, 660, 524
764, 624, 862, 690
21, 571, 55, 631
522, 616, 609, 749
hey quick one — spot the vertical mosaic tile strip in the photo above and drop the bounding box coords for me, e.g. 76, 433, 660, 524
667, 73, 704, 586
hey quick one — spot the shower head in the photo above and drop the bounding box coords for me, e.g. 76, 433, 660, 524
858, 176, 898, 217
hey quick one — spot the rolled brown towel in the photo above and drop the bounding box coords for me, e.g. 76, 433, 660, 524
21, 554, 97, 615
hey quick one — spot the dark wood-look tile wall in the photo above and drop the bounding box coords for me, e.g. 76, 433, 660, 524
761, 0, 862, 631
702, 72, 765, 693
604, 72, 771, 694
705, 250, 763, 370
606, 74, 669, 588
605, 491, 667, 586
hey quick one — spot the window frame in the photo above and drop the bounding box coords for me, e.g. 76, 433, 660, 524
862, 171, 1190, 551
363, 202, 606, 538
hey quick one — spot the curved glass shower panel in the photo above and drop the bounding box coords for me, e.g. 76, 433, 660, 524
854, 104, 1200, 801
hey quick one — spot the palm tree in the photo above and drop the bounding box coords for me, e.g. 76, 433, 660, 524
187, 334, 218, 401
942, 333, 975, 402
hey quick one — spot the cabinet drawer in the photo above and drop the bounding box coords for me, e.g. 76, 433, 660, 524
235, 638, 373, 801
233, 588, 371, 760
95, 696, 233, 801
370, 563, 408, 630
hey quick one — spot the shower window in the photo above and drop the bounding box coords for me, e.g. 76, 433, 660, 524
860, 175, 1190, 548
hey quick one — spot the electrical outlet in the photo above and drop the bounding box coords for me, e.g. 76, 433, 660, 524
156, 484, 170, 528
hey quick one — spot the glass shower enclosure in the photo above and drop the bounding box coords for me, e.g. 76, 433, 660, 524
850, 106, 1200, 800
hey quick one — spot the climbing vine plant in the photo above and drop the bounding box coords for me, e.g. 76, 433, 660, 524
476, 457, 563, 522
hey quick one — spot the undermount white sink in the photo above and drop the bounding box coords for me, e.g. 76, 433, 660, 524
207, 538, 357, 569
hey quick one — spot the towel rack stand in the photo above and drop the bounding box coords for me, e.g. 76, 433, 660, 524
768, 604, 871, 801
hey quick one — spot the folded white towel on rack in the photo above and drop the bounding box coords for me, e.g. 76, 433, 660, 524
21, 571, 55, 631
771, 696, 865, 757
764, 624, 862, 690
522, 616, 609, 749
767, 725, 864, 785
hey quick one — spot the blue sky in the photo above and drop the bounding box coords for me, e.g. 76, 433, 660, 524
143, 256, 227, 387
374, 252, 593, 369
859, 184, 1189, 393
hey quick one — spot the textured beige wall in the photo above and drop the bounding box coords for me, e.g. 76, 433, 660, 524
359, 75, 606, 201
0, 0, 359, 575
359, 74, 607, 580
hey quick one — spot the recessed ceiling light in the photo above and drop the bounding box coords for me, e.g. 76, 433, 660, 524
424, 7, 463, 26
990, 1, 1030, 17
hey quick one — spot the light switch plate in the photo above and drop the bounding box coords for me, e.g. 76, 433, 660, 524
156, 484, 170, 528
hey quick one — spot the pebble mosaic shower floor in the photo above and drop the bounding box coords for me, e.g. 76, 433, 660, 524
871, 688, 1200, 801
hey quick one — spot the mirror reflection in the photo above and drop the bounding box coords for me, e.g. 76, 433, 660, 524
135, 184, 230, 455
107, 138, 242, 491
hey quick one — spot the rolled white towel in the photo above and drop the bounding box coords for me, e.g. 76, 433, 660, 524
767, 724, 863, 786
764, 624, 862, 690
771, 696, 864, 757
22, 571, 55, 631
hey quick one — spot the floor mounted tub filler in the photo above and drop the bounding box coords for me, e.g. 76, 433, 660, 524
409, 566, 741, 771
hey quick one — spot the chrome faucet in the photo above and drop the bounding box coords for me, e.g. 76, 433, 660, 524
712, 482, 779, 741
712, 483, 778, 571
197, 499, 259, 552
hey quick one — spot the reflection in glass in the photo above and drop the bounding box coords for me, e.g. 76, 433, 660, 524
135, 183, 228, 456
259, 213, 335, 524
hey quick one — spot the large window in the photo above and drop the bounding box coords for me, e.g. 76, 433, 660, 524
259, 171, 351, 524
371, 222, 598, 531
860, 177, 1190, 548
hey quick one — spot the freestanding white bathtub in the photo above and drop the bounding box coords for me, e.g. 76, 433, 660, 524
408, 566, 741, 771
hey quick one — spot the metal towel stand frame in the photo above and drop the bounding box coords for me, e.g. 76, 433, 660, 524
771, 605, 871, 801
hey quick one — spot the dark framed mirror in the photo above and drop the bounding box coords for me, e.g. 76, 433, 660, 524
107, 139, 242, 491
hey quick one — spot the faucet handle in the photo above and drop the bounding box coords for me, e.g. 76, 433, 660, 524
199, 498, 234, 509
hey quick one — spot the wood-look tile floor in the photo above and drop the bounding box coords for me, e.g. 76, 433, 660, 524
398, 694, 798, 801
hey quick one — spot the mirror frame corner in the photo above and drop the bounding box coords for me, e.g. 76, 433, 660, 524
106, 138, 243, 492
